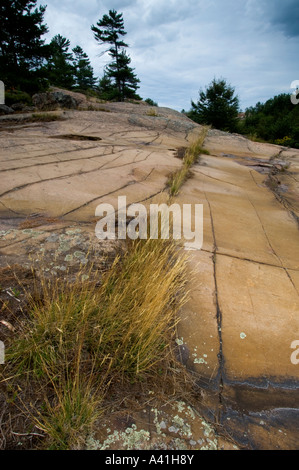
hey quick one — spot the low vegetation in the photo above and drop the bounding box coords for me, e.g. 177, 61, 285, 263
145, 98, 158, 107
168, 126, 210, 197
1, 237, 189, 450
29, 113, 66, 122
238, 93, 299, 148
146, 108, 159, 117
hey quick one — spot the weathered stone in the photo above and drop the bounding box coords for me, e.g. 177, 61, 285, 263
10, 102, 27, 111
32, 91, 79, 110
0, 104, 14, 115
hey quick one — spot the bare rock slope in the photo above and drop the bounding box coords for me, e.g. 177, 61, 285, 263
0, 95, 298, 449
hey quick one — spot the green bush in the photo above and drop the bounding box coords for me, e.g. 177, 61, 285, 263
145, 98, 158, 107
5, 89, 32, 107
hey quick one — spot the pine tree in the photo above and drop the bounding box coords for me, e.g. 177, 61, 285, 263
91, 9, 140, 101
72, 46, 96, 90
106, 51, 140, 101
0, 0, 49, 92
189, 78, 240, 132
46, 35, 75, 89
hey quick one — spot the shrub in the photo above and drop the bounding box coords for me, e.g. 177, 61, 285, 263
5, 90, 32, 107
145, 98, 158, 107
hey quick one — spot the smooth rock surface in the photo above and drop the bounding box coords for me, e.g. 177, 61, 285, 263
177, 130, 299, 449
0, 98, 298, 449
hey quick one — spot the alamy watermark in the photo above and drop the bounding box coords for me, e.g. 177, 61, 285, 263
0, 80, 4, 105
95, 196, 203, 250
290, 80, 299, 105
290, 340, 299, 365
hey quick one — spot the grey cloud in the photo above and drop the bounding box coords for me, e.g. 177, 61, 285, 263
254, 0, 299, 37
271, 1, 299, 37
100, 0, 136, 10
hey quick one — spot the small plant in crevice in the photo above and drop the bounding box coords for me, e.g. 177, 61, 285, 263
168, 126, 210, 197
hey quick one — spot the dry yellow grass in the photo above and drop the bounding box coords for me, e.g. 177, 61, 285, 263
3, 236, 189, 449
168, 126, 210, 196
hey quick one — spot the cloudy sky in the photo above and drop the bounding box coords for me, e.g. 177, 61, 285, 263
37, 0, 299, 111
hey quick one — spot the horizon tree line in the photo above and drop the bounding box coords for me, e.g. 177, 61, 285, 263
0, 1, 141, 101
1, 0, 297, 146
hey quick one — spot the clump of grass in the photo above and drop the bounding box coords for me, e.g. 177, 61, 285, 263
79, 106, 111, 112
146, 108, 158, 117
167, 166, 192, 198
168, 126, 210, 196
30, 113, 65, 123
34, 374, 105, 450
3, 236, 189, 449
8, 238, 188, 380
94, 238, 188, 377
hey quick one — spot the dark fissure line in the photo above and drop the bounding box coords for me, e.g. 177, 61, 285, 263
204, 189, 225, 421
0, 143, 102, 164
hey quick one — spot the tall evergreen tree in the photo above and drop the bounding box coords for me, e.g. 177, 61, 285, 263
46, 35, 75, 89
91, 9, 140, 101
106, 50, 140, 101
0, 0, 49, 92
188, 78, 239, 132
72, 46, 96, 90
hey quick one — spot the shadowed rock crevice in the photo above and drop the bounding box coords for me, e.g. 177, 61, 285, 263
50, 134, 102, 141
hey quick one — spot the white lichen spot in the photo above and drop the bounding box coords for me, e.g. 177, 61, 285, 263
176, 401, 186, 413
66, 228, 82, 235
175, 337, 184, 346
240, 332, 247, 340
171, 415, 192, 438
186, 406, 196, 420
89, 425, 150, 450
201, 419, 214, 439
194, 357, 207, 365
168, 425, 179, 433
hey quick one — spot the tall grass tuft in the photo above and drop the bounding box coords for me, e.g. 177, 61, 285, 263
92, 238, 188, 378
4, 237, 189, 449
33, 374, 105, 450
168, 126, 210, 197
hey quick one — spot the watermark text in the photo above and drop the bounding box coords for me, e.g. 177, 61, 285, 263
95, 196, 203, 250
290, 80, 299, 105
290, 340, 299, 365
